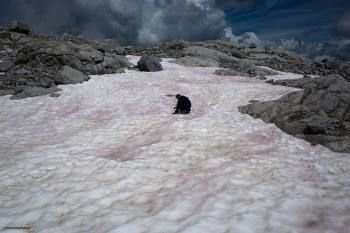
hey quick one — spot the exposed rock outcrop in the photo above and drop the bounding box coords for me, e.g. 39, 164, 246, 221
137, 55, 163, 72
0, 21, 132, 99
239, 74, 350, 153
126, 39, 349, 80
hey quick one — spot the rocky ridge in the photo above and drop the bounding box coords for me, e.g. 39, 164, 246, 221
238, 75, 350, 153
0, 21, 131, 99
125, 39, 350, 80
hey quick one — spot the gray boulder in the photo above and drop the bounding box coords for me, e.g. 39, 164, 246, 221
7, 21, 30, 34
231, 50, 247, 59
182, 46, 246, 69
215, 69, 249, 77
171, 56, 219, 67
0, 59, 14, 72
11, 86, 61, 99
183, 46, 230, 62
137, 55, 163, 72
166, 40, 190, 49
54, 66, 90, 85
249, 43, 257, 49
215, 60, 277, 79
238, 74, 350, 153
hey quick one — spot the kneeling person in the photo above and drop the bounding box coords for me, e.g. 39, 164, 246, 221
173, 94, 191, 114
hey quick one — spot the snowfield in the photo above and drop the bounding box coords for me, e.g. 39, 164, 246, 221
0, 56, 349, 233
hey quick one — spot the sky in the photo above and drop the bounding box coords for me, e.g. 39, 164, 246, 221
220, 0, 350, 42
0, 0, 350, 60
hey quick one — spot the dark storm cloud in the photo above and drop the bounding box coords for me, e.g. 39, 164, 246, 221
216, 0, 255, 11
0, 0, 228, 45
333, 11, 350, 38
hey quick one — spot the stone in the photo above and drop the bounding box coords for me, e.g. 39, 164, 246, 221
231, 50, 247, 59
215, 69, 249, 77
0, 89, 15, 96
167, 40, 190, 49
0, 59, 14, 72
10, 86, 61, 99
54, 66, 90, 85
137, 55, 163, 72
0, 31, 11, 39
238, 74, 350, 153
7, 21, 30, 34
93, 55, 104, 64
249, 43, 257, 49
215, 60, 277, 78
171, 56, 219, 67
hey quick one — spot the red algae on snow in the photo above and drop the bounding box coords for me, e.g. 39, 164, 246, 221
0, 56, 349, 233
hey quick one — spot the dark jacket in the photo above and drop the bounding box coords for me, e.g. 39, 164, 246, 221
173, 95, 191, 114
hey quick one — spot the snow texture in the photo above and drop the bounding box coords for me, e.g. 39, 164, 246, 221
0, 56, 349, 233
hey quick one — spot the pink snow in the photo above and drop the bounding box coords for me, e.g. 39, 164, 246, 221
0, 56, 349, 233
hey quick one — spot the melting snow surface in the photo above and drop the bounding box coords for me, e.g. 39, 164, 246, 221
0, 56, 349, 233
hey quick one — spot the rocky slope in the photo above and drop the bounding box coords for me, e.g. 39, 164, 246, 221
0, 21, 131, 99
126, 39, 350, 80
238, 75, 350, 153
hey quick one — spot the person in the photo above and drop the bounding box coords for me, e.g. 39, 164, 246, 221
173, 94, 191, 114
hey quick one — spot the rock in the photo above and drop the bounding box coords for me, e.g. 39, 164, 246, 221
11, 86, 61, 99
0, 31, 11, 39
61, 55, 83, 70
0, 82, 15, 96
183, 46, 226, 61
126, 39, 344, 78
231, 50, 247, 59
167, 40, 190, 49
137, 55, 163, 72
171, 56, 219, 67
15, 48, 33, 64
152, 56, 162, 63
0, 59, 14, 72
0, 89, 15, 96
183, 45, 242, 68
92, 39, 125, 55
7, 21, 30, 34
99, 55, 132, 74
249, 100, 259, 104
215, 60, 277, 78
93, 55, 104, 64
0, 22, 134, 99
249, 43, 257, 49
238, 74, 350, 153
215, 69, 250, 77
50, 93, 60, 98
54, 66, 90, 85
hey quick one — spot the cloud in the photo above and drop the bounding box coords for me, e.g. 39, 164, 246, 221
264, 0, 280, 8
224, 27, 264, 46
224, 27, 350, 61
0, 0, 229, 45
216, 0, 255, 11
333, 10, 350, 38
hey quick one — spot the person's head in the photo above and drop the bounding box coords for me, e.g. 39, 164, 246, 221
176, 94, 181, 99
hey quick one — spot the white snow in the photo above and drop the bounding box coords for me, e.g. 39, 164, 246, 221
0, 56, 349, 233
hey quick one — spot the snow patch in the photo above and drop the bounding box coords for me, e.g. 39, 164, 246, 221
0, 56, 349, 233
